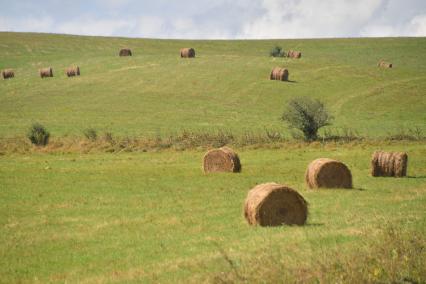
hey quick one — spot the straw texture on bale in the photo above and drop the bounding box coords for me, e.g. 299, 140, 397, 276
270, 67, 289, 81
371, 151, 408, 177
378, 60, 392, 68
39, 67, 53, 78
66, 66, 80, 77
287, 50, 302, 58
180, 48, 195, 58
305, 158, 352, 189
119, 48, 132, 56
2, 69, 14, 79
203, 147, 241, 173
244, 183, 308, 226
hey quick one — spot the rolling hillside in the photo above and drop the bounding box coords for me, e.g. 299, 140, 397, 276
1, 33, 425, 283
1, 32, 425, 138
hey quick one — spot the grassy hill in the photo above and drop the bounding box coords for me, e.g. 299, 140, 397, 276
1, 32, 425, 138
0, 33, 425, 283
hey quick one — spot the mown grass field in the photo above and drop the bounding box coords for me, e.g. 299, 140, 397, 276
1, 143, 425, 283
1, 32, 426, 283
0, 32, 425, 138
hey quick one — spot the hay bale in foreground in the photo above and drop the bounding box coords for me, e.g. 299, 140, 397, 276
180, 48, 195, 58
305, 158, 352, 189
39, 67, 53, 78
287, 50, 302, 58
371, 151, 407, 177
270, 67, 289, 81
2, 69, 14, 79
378, 60, 392, 68
244, 182, 308, 226
119, 48, 132, 56
203, 146, 241, 173
66, 66, 80, 77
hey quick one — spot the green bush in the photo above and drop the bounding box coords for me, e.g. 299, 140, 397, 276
27, 123, 50, 146
282, 97, 332, 141
83, 128, 98, 141
270, 46, 285, 57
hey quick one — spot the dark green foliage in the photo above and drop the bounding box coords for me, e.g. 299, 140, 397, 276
27, 123, 50, 146
282, 97, 332, 141
270, 46, 285, 57
83, 128, 97, 141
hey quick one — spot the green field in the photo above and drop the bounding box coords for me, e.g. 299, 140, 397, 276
0, 32, 425, 138
1, 32, 425, 283
1, 143, 425, 283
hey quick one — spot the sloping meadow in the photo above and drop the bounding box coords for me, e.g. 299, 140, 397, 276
0, 33, 425, 139
1, 33, 425, 282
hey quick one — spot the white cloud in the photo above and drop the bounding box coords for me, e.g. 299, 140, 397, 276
136, 15, 234, 39
360, 25, 397, 37
137, 16, 166, 38
0, 16, 54, 33
55, 18, 133, 36
100, 0, 132, 8
0, 0, 425, 39
0, 15, 132, 37
360, 13, 426, 37
167, 18, 233, 39
408, 14, 426, 36
172, 18, 195, 33
240, 0, 384, 38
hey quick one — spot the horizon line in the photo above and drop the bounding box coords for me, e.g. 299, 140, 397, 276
1, 31, 425, 41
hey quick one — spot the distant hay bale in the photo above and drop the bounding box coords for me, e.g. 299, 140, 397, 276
287, 50, 302, 58
2, 69, 14, 79
244, 182, 308, 226
305, 158, 352, 189
39, 67, 53, 78
371, 151, 407, 177
119, 48, 132, 56
180, 48, 195, 58
378, 60, 392, 68
66, 66, 80, 77
203, 146, 241, 173
270, 67, 289, 81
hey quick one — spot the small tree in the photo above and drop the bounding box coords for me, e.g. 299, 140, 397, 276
281, 97, 332, 141
270, 46, 285, 57
27, 123, 50, 146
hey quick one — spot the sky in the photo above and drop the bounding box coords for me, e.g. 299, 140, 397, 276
0, 0, 425, 39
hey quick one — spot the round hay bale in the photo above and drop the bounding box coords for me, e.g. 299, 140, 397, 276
378, 60, 392, 68
119, 48, 132, 56
66, 66, 80, 77
203, 146, 241, 173
244, 182, 308, 226
2, 69, 14, 79
270, 67, 289, 81
39, 67, 53, 78
288, 50, 302, 58
180, 47, 195, 58
371, 151, 407, 177
305, 158, 352, 189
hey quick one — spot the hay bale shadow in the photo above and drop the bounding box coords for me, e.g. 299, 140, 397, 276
305, 223, 325, 227
353, 187, 366, 191
406, 175, 426, 179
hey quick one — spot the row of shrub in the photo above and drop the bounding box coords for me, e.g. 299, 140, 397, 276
23, 95, 422, 147
27, 97, 331, 146
26, 123, 425, 149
